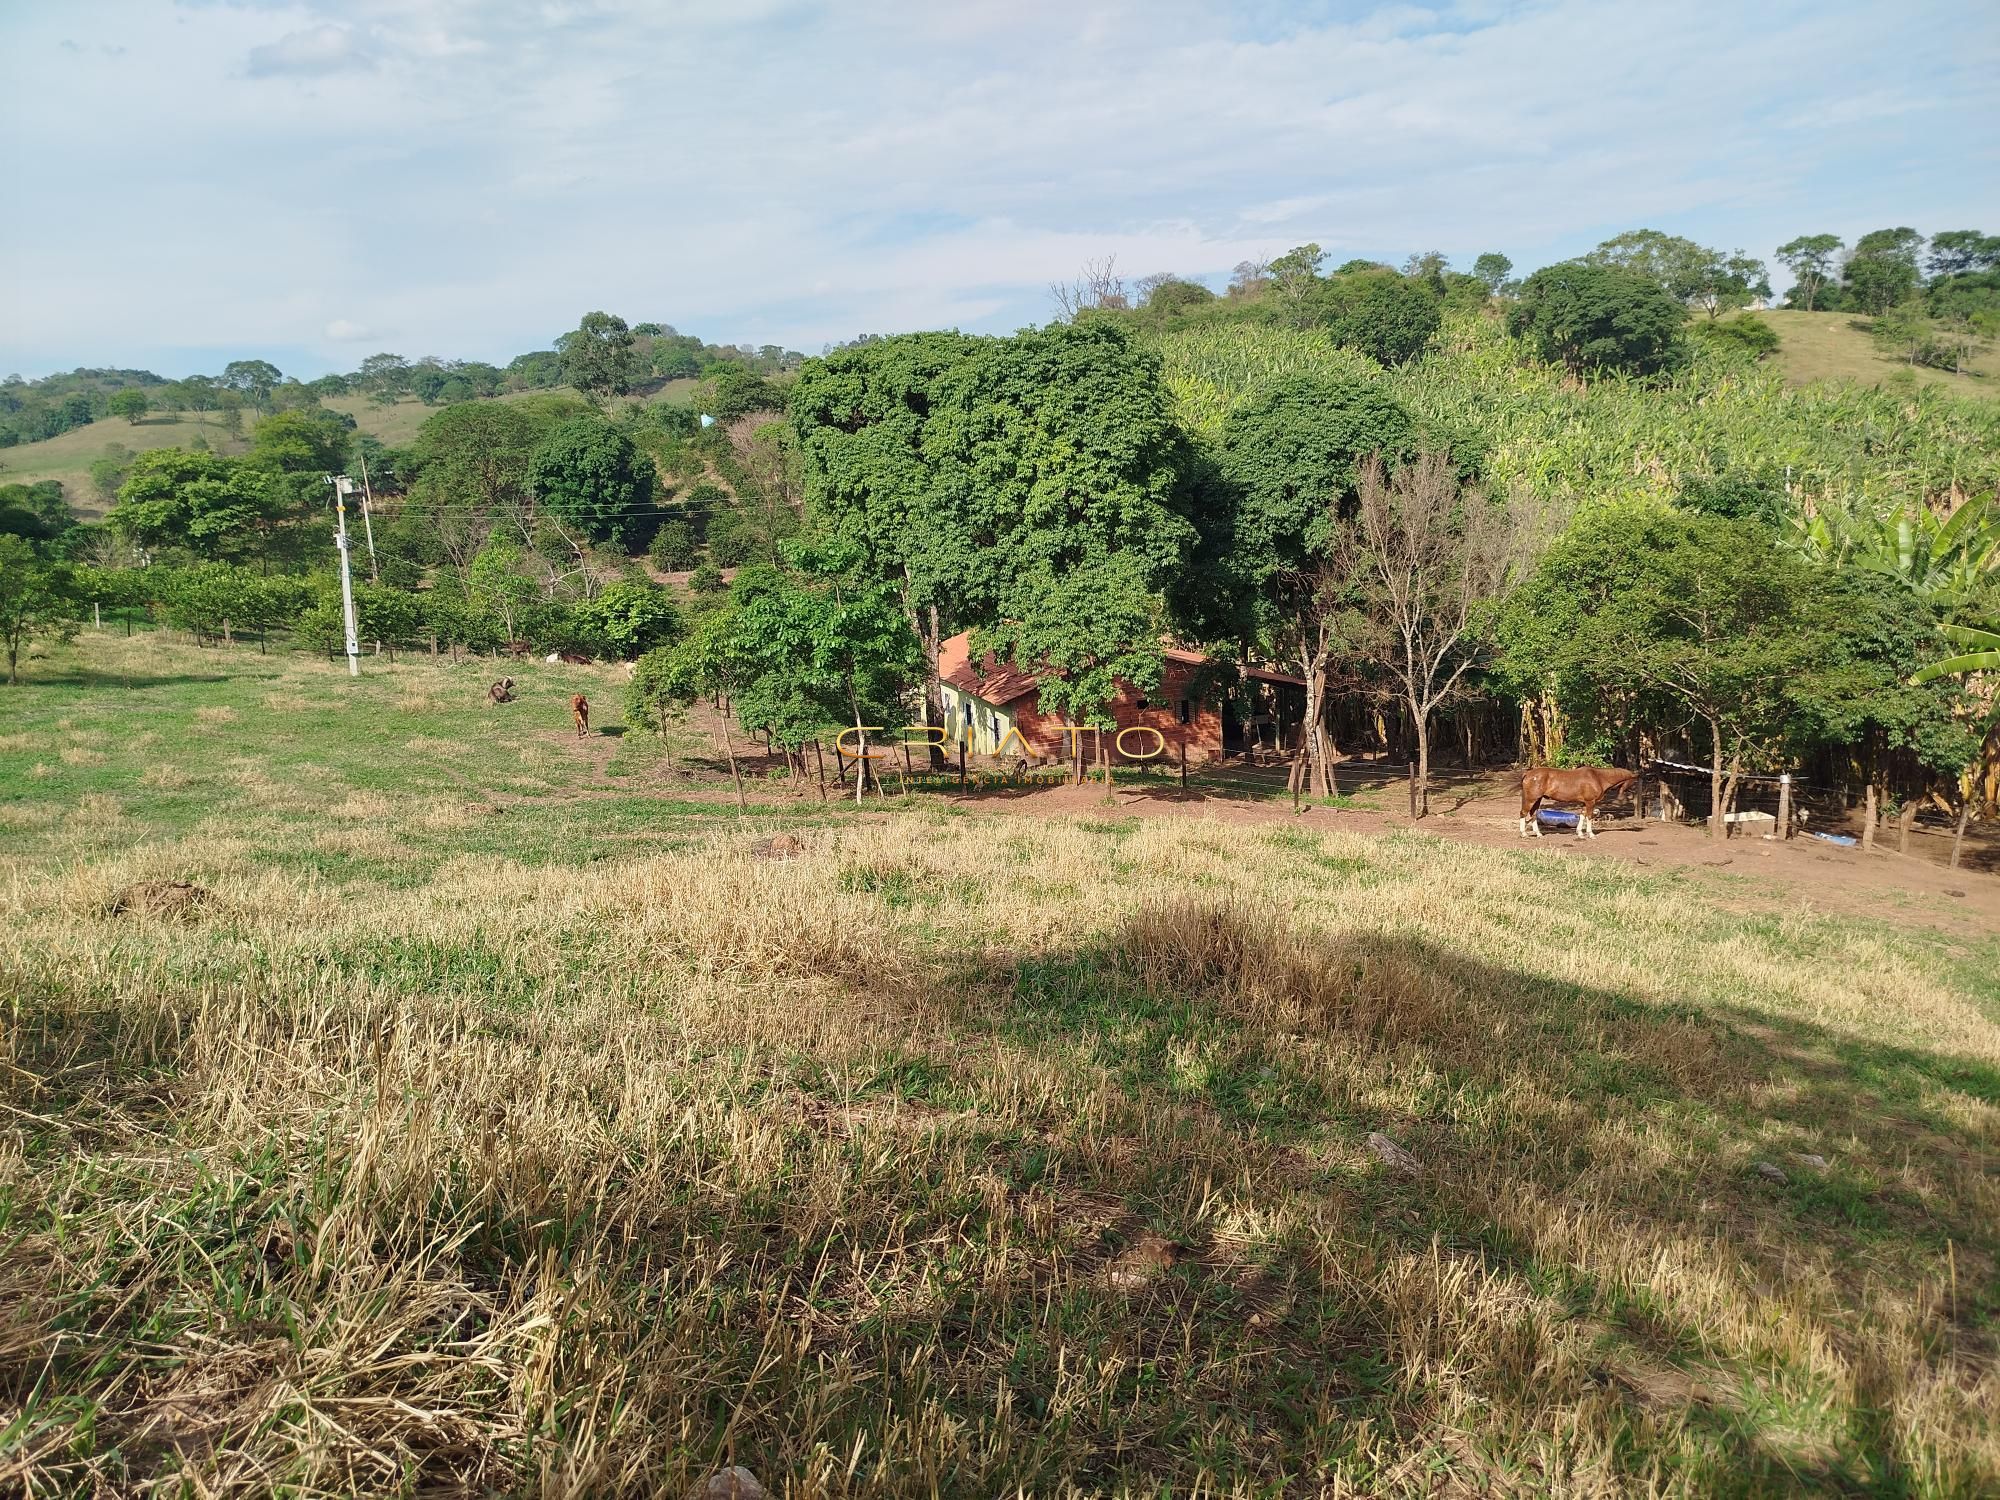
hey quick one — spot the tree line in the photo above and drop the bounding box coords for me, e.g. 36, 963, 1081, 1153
0, 314, 805, 448
5, 240, 1996, 838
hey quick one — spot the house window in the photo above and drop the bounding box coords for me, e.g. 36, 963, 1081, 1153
1177, 699, 1191, 724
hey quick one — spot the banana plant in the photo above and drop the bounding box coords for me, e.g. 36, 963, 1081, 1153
1913, 623, 2000, 683
1790, 490, 1998, 606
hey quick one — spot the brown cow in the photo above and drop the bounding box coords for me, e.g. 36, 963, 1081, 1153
571, 694, 590, 737
1516, 766, 1640, 839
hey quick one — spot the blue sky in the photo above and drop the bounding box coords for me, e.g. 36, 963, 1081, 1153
3, 0, 1996, 380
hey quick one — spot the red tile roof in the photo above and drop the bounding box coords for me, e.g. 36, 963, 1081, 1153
938, 631, 1044, 704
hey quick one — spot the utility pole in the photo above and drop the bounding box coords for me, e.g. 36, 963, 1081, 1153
357, 450, 381, 585
326, 474, 361, 677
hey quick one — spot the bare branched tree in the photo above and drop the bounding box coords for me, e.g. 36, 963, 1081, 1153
1228, 257, 1272, 297
1272, 534, 1348, 798
1133, 272, 1176, 307
1049, 256, 1128, 320
1343, 453, 1527, 817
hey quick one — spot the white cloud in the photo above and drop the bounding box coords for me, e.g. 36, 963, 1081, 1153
2, 0, 1996, 376
245, 24, 375, 78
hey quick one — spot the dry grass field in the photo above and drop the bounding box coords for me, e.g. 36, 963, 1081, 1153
1759, 310, 2000, 400
2, 635, 1997, 1496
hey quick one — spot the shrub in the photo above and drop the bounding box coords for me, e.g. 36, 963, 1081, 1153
569, 580, 682, 660
1693, 315, 1780, 360
648, 519, 700, 571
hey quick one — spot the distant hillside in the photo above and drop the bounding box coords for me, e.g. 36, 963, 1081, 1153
1759, 309, 1999, 399
0, 381, 706, 521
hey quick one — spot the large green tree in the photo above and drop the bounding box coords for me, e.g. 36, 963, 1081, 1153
1309, 269, 1442, 364
1926, 230, 2000, 280
1844, 229, 1925, 313
1500, 506, 1815, 839
1471, 252, 1514, 295
1776, 234, 1842, 310
1208, 374, 1418, 793
0, 534, 81, 683
109, 450, 286, 562
791, 321, 1196, 744
1584, 230, 1768, 319
556, 311, 640, 399
528, 417, 657, 548
1508, 263, 1686, 378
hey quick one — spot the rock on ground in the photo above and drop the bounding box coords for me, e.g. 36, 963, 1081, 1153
1367, 1131, 1421, 1177
691, 1467, 767, 1500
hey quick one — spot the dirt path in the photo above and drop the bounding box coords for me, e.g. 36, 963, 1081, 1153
945, 776, 2000, 940
561, 719, 1998, 940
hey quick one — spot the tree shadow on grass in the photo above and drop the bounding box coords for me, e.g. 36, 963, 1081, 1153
972, 904, 1998, 1493
13, 670, 236, 690
9, 897, 1994, 1495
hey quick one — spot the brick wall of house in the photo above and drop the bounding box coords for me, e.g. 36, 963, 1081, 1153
1002, 659, 1224, 766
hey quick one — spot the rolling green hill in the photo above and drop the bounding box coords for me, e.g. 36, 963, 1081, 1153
0, 380, 702, 521
1759, 308, 1999, 399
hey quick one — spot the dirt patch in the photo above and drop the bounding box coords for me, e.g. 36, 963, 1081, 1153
108, 880, 211, 918
950, 774, 2000, 938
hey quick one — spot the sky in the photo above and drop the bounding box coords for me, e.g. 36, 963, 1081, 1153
3, 0, 1997, 381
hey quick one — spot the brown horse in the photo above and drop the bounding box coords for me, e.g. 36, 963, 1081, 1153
1516, 766, 1640, 839
571, 694, 590, 737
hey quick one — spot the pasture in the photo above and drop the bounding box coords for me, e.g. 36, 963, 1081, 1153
2, 635, 1997, 1496
1760, 309, 2000, 398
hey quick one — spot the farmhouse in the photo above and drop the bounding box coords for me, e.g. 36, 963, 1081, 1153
936, 630, 1306, 765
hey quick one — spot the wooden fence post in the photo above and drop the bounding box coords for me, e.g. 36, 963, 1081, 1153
1776, 773, 1792, 840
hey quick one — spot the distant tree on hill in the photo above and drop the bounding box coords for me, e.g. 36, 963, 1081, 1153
109, 389, 149, 424
410, 365, 450, 404
1401, 250, 1449, 293
1148, 278, 1216, 316
357, 353, 411, 399
529, 417, 656, 548
1776, 234, 1842, 310
1471, 252, 1515, 295
1050, 256, 1128, 320
1508, 263, 1686, 378
1268, 243, 1326, 308
1585, 230, 1768, 317
1927, 230, 2000, 279
557, 311, 641, 398
1228, 257, 1272, 297
220, 360, 282, 405
248, 409, 350, 476
1846, 254, 1919, 315
1844, 228, 1925, 313
1310, 269, 1442, 364
1869, 301, 1933, 365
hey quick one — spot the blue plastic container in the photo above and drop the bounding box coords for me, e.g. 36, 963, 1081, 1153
1808, 832, 1858, 848
1535, 809, 1580, 829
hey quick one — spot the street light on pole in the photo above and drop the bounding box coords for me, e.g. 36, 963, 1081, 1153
325, 474, 361, 677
